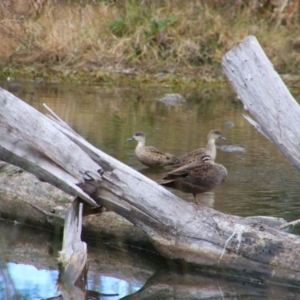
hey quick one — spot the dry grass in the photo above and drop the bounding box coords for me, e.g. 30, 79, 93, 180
0, 0, 299, 83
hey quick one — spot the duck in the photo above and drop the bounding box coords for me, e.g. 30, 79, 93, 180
127, 131, 179, 167
159, 154, 227, 204
176, 129, 226, 166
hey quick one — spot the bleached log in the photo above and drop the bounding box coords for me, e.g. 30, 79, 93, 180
1, 36, 300, 285
58, 198, 87, 285
0, 88, 101, 207
222, 35, 300, 171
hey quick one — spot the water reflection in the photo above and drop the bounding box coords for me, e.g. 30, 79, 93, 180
0, 220, 153, 299
4, 263, 59, 299
2, 258, 300, 300
0, 263, 142, 299
89, 275, 140, 300
122, 265, 300, 300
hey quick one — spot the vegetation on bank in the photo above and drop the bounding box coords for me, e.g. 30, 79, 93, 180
0, 0, 299, 85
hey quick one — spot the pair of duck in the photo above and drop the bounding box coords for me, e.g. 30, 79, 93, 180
127, 130, 227, 203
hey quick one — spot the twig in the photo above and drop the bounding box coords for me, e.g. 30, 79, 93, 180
43, 103, 78, 134
43, 103, 65, 123
23, 199, 62, 219
277, 219, 300, 230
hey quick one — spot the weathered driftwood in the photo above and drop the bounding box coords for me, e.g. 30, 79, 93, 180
0, 93, 101, 207
58, 198, 86, 285
222, 35, 300, 172
278, 218, 300, 230
1, 35, 300, 285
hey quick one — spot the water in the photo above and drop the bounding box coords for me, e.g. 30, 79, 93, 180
1, 80, 300, 299
0, 220, 160, 299
2, 262, 142, 299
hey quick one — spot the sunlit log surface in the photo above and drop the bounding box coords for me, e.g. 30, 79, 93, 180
1, 35, 300, 285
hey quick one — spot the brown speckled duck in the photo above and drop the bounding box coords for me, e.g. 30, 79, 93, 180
127, 131, 179, 167
159, 154, 227, 203
177, 129, 226, 166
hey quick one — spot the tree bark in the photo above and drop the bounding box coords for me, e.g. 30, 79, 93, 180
1, 36, 300, 285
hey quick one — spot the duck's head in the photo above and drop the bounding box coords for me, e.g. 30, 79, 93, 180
208, 129, 226, 141
127, 131, 146, 145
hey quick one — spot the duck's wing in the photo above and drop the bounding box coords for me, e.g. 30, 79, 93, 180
145, 146, 179, 165
163, 161, 206, 179
146, 146, 172, 156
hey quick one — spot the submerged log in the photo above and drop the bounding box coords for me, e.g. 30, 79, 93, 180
1, 35, 300, 285
123, 266, 300, 300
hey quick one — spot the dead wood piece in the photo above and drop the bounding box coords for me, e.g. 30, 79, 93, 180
243, 215, 287, 229
278, 219, 300, 230
58, 197, 87, 285
222, 35, 300, 172
0, 88, 101, 207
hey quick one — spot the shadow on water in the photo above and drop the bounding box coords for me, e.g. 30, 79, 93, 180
1, 80, 300, 298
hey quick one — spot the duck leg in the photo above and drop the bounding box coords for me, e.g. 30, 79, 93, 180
193, 193, 203, 205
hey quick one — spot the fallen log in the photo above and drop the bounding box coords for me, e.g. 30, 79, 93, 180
1, 35, 300, 286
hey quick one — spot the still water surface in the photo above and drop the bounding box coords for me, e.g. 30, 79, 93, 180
1, 80, 300, 299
